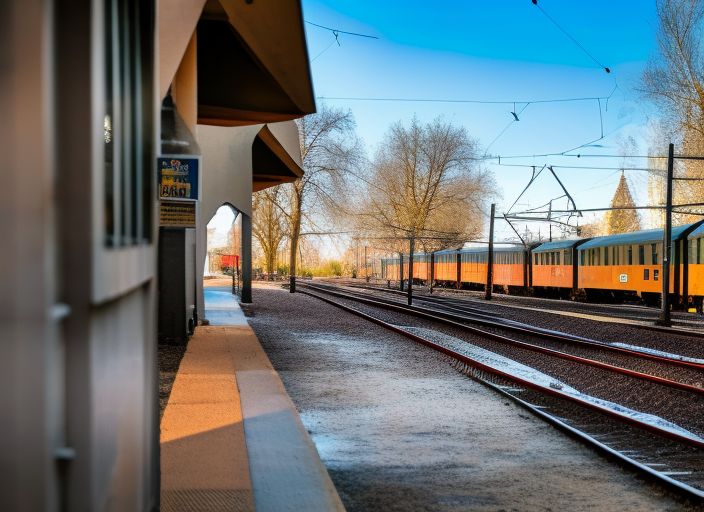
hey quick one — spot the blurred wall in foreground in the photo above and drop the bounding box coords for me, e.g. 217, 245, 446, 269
0, 1, 314, 510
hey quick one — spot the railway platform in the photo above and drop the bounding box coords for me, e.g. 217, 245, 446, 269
159, 284, 344, 512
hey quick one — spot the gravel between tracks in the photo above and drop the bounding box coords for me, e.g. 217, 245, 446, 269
247, 285, 689, 512
404, 290, 704, 358
312, 290, 704, 438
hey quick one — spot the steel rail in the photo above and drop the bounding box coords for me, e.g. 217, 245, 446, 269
299, 289, 704, 451
353, 281, 704, 340
304, 282, 704, 372
488, 382, 704, 506
300, 284, 704, 396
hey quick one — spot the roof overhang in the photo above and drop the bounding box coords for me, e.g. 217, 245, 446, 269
253, 124, 303, 192
159, 0, 316, 124
197, 0, 316, 126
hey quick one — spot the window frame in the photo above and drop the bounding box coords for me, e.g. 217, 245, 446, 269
92, 0, 156, 304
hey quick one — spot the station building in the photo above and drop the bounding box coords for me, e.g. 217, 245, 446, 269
3, 0, 314, 510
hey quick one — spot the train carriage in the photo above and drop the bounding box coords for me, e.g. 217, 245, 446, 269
458, 245, 527, 290
459, 248, 487, 287
577, 221, 703, 303
492, 246, 527, 288
687, 223, 704, 309
433, 249, 459, 285
531, 239, 588, 295
381, 256, 401, 281
413, 253, 432, 282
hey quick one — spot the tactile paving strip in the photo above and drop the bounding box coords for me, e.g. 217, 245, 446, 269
161, 489, 255, 512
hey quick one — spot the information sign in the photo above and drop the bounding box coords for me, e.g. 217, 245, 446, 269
159, 201, 196, 227
158, 157, 199, 200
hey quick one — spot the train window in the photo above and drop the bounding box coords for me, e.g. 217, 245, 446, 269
699, 238, 702, 264
580, 251, 585, 266
564, 249, 571, 266
534, 253, 538, 265
628, 246, 633, 265
654, 269, 659, 281
595, 248, 601, 266
604, 247, 609, 266
638, 245, 645, 265
644, 268, 650, 280
651, 243, 658, 265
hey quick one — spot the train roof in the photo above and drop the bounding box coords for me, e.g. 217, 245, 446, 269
579, 221, 703, 250
533, 238, 587, 252
688, 222, 704, 239
460, 244, 525, 254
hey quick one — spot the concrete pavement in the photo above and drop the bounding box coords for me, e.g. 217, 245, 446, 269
160, 285, 345, 511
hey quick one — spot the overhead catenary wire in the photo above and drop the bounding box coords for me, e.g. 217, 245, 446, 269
310, 39, 338, 63
497, 163, 670, 172
305, 21, 379, 39
306, 20, 378, 63
317, 90, 618, 106
484, 103, 531, 155
531, 0, 610, 73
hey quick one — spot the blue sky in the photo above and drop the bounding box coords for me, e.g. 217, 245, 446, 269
301, 0, 664, 243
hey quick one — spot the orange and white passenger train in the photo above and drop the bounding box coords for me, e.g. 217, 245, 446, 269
380, 220, 704, 311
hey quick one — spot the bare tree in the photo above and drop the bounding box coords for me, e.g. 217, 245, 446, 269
359, 116, 495, 252
252, 185, 287, 275
640, 0, 704, 221
640, 0, 704, 138
287, 103, 365, 291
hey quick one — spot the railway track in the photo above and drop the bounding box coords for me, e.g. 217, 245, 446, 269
297, 282, 704, 504
304, 283, 704, 375
327, 277, 704, 334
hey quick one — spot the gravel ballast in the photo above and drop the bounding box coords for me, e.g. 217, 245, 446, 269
247, 285, 689, 512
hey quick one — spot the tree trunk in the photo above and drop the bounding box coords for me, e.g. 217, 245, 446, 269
289, 187, 303, 292
407, 236, 414, 306
267, 249, 276, 277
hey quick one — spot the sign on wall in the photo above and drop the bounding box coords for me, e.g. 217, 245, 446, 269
157, 157, 199, 200
159, 201, 196, 227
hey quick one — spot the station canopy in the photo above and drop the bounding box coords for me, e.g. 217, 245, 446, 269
159, 0, 316, 126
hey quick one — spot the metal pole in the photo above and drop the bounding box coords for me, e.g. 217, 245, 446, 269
408, 236, 414, 306
485, 203, 496, 300
430, 252, 435, 294
399, 253, 404, 291
660, 143, 674, 326
365, 245, 369, 282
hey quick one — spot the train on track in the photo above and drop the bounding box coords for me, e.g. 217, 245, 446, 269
380, 220, 704, 311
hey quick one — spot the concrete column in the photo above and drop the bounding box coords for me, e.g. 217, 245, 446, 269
242, 213, 253, 303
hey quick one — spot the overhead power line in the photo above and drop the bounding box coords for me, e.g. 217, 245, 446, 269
508, 202, 704, 215
317, 92, 616, 106
305, 21, 379, 39
306, 21, 378, 63
497, 163, 668, 172
489, 152, 668, 161
531, 0, 610, 73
